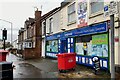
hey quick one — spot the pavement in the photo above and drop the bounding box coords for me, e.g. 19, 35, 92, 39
5, 53, 120, 79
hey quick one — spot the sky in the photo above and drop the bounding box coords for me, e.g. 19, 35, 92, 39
0, 0, 64, 43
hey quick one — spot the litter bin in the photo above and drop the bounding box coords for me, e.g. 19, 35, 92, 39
0, 61, 13, 79
56, 53, 76, 72
0, 50, 8, 62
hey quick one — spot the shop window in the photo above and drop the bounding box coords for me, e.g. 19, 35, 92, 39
68, 3, 76, 23
46, 40, 58, 52
75, 33, 108, 58
76, 35, 92, 56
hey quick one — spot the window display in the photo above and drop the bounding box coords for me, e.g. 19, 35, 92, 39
46, 40, 58, 52
92, 34, 108, 57
75, 33, 108, 57
76, 35, 92, 55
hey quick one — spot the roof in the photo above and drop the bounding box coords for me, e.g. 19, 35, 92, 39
61, 0, 70, 8
61, 0, 75, 8
41, 7, 60, 21
25, 18, 35, 26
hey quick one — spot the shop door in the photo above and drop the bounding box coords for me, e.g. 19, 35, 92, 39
60, 39, 67, 53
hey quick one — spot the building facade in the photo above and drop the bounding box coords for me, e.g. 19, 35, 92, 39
18, 10, 42, 59
41, 7, 61, 58
42, 0, 120, 72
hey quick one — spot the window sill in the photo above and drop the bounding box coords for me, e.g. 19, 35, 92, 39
67, 21, 76, 26
89, 11, 104, 19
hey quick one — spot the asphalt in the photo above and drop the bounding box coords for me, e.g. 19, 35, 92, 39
5, 53, 120, 79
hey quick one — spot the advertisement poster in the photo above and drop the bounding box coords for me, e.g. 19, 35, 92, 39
47, 40, 58, 52
77, 0, 88, 28
76, 43, 84, 55
92, 34, 108, 57
87, 42, 92, 56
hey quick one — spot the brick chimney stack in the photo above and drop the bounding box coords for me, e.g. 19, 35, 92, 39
35, 10, 42, 58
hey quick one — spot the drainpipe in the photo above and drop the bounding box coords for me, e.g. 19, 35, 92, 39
44, 20, 46, 58
117, 1, 120, 66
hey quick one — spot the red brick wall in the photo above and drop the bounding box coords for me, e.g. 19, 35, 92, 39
35, 11, 42, 58
23, 10, 42, 59
23, 48, 36, 59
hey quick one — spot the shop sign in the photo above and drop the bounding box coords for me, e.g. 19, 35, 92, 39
74, 22, 107, 36
77, 0, 88, 28
47, 33, 61, 40
47, 22, 108, 40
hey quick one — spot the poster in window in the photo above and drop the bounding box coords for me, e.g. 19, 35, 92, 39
46, 40, 58, 52
77, 0, 88, 28
92, 34, 108, 57
87, 42, 92, 56
76, 43, 84, 55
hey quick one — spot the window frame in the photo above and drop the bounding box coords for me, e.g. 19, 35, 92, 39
89, 0, 104, 18
49, 18, 53, 34
67, 2, 76, 24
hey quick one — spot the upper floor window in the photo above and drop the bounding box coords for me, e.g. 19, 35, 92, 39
90, 0, 104, 14
42, 21, 46, 35
68, 3, 76, 23
49, 18, 53, 33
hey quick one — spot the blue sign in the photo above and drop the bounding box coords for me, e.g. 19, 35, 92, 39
104, 6, 108, 11
46, 22, 108, 40
74, 22, 107, 36
46, 33, 61, 40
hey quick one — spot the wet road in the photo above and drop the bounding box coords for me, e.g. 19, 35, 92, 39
6, 54, 58, 78
6, 53, 120, 79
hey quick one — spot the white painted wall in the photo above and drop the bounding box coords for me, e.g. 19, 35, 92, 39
42, 38, 45, 58
41, 9, 60, 57
45, 10, 61, 35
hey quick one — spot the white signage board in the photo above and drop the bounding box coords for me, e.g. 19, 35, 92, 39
104, 1, 118, 17
109, 1, 118, 15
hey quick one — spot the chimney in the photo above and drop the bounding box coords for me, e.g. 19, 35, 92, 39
35, 10, 42, 21
34, 9, 42, 57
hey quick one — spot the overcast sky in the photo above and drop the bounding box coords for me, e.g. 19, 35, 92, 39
0, 0, 64, 42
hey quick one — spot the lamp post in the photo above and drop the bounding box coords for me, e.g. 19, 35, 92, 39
0, 19, 13, 46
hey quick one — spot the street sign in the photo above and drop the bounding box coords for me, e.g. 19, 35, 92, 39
104, 5, 109, 17
104, 1, 118, 17
109, 1, 118, 15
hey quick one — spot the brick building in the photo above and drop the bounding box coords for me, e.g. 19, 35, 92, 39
18, 10, 42, 59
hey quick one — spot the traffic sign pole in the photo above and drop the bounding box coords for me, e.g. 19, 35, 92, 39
110, 14, 115, 78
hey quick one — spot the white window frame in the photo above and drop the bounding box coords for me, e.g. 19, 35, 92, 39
49, 18, 53, 34
42, 21, 45, 35
24, 42, 32, 48
68, 2, 76, 24
89, 0, 104, 17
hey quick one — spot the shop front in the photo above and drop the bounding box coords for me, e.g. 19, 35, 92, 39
46, 21, 109, 70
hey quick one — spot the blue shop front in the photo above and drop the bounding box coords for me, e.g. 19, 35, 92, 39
46, 21, 109, 70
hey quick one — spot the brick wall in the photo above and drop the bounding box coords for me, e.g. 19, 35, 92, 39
35, 10, 42, 58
